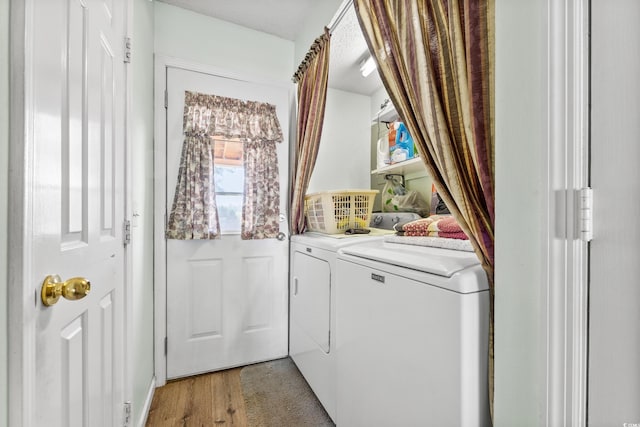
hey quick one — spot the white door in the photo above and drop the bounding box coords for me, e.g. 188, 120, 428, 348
164, 67, 290, 379
589, 0, 640, 425
26, 0, 127, 426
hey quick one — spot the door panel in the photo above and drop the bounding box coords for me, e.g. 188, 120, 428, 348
60, 316, 86, 427
589, 0, 640, 425
242, 256, 275, 331
165, 67, 290, 379
30, 0, 126, 425
62, 0, 88, 243
187, 259, 223, 338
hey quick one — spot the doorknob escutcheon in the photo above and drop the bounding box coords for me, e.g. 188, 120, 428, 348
41, 275, 91, 307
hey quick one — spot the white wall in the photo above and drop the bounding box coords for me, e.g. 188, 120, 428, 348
307, 88, 371, 193
131, 0, 155, 425
0, 0, 8, 425
494, 0, 545, 425
155, 2, 294, 82
370, 86, 390, 119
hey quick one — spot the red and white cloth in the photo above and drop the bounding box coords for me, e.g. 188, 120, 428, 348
399, 215, 468, 240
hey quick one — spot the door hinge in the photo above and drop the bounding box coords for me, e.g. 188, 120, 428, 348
123, 219, 131, 246
578, 187, 593, 242
164, 89, 168, 109
124, 37, 132, 63
164, 337, 168, 355
123, 401, 132, 427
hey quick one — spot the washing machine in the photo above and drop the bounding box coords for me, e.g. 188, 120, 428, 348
335, 240, 491, 427
289, 212, 419, 422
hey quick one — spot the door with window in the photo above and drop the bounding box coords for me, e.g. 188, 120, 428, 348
164, 66, 290, 378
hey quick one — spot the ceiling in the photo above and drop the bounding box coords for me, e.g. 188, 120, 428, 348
327, 5, 383, 95
156, 0, 383, 95
156, 0, 316, 41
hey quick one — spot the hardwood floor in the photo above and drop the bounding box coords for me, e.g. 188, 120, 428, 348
146, 367, 249, 427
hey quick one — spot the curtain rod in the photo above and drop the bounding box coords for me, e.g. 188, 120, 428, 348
327, 0, 353, 34
292, 0, 353, 83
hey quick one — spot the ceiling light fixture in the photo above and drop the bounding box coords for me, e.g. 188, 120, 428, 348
359, 56, 377, 77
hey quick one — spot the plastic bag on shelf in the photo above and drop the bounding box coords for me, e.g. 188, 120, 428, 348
381, 175, 429, 216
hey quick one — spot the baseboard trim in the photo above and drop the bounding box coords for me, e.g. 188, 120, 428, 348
136, 376, 156, 427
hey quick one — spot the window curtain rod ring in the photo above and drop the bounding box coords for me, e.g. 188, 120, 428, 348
292, 27, 331, 83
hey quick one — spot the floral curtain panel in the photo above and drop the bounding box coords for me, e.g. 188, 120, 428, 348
354, 0, 495, 417
165, 115, 220, 240
166, 91, 283, 240
241, 140, 280, 239
290, 28, 331, 235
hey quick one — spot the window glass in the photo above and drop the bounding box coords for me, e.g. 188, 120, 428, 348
214, 162, 244, 234
216, 193, 243, 233
214, 164, 244, 193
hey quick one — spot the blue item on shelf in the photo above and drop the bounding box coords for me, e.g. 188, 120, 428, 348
395, 122, 414, 159
389, 122, 415, 163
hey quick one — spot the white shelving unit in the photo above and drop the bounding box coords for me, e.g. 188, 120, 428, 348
371, 103, 426, 177
371, 103, 399, 124
371, 157, 425, 176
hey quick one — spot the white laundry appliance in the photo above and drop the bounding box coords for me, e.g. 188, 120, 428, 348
336, 240, 491, 427
289, 213, 419, 422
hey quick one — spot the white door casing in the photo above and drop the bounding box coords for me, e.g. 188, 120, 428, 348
541, 1, 640, 425
156, 64, 290, 380
542, 0, 590, 426
9, 0, 129, 426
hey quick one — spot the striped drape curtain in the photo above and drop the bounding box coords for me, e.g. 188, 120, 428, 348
290, 28, 331, 235
354, 0, 495, 416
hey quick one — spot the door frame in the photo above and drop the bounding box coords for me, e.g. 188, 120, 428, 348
541, 0, 589, 425
153, 56, 294, 386
7, 1, 134, 426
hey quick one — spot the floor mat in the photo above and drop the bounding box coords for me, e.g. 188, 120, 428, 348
240, 357, 335, 427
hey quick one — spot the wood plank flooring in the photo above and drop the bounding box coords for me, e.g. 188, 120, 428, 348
146, 367, 248, 427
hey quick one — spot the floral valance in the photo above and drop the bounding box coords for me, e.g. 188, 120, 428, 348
183, 90, 283, 143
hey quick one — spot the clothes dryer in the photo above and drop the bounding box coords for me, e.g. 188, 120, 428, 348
336, 240, 491, 427
289, 213, 419, 422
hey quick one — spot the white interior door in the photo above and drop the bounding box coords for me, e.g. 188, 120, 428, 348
28, 0, 127, 426
165, 67, 290, 379
589, 1, 640, 425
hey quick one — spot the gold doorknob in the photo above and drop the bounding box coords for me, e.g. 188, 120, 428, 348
41, 275, 91, 307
